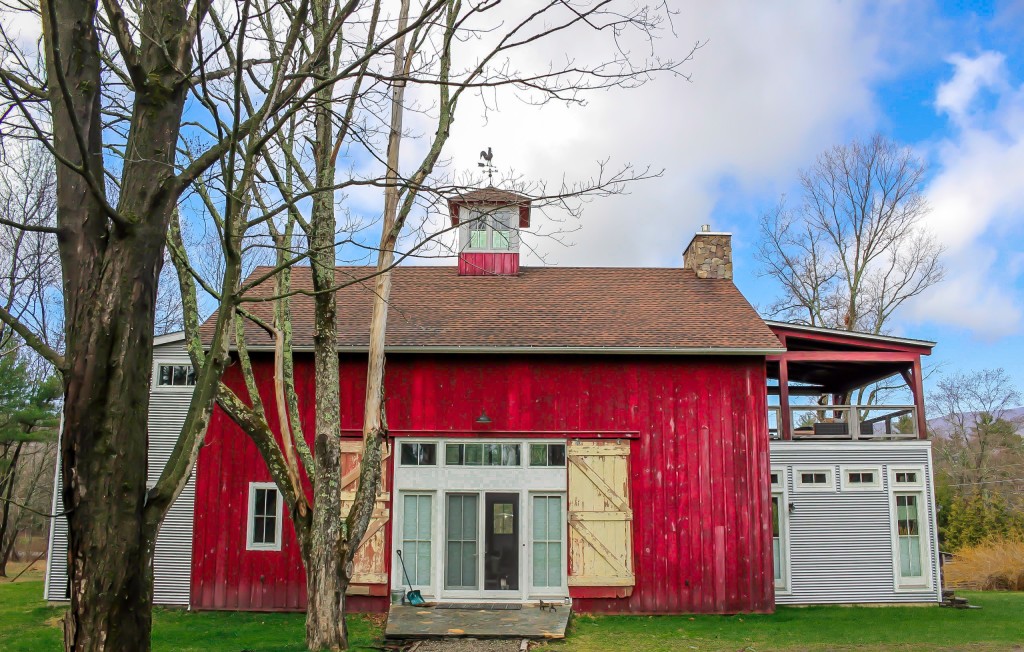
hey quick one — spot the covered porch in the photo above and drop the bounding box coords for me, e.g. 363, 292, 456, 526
766, 322, 935, 441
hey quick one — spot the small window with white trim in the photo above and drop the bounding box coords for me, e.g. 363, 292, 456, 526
892, 469, 923, 487
399, 442, 437, 466
247, 483, 283, 551
156, 363, 196, 387
794, 468, 834, 493
529, 443, 566, 467
841, 467, 882, 491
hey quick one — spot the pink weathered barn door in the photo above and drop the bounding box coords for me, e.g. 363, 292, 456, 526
339, 440, 390, 593
567, 440, 634, 597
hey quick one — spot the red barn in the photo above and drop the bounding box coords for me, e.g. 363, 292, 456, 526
46, 189, 941, 615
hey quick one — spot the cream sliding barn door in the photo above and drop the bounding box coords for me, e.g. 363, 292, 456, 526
567, 440, 634, 591
340, 441, 391, 589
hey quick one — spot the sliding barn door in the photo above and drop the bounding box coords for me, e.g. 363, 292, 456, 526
567, 440, 634, 596
339, 440, 391, 591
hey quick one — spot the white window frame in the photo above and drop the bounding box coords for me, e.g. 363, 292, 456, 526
398, 441, 438, 467
152, 361, 197, 392
840, 466, 883, 491
527, 442, 567, 468
891, 467, 925, 488
770, 467, 790, 593
461, 209, 518, 253
397, 492, 434, 589
887, 466, 932, 591
443, 441, 523, 468
793, 466, 835, 493
246, 482, 283, 551
528, 491, 568, 596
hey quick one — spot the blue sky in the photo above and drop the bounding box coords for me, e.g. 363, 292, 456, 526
423, 1, 1024, 402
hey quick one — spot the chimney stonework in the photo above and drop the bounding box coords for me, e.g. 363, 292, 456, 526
683, 231, 733, 280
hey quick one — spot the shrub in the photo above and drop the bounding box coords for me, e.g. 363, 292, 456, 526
944, 537, 1024, 591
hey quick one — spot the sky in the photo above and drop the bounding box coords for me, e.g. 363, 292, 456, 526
427, 0, 1024, 400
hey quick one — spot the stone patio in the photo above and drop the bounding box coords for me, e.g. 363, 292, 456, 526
385, 603, 570, 640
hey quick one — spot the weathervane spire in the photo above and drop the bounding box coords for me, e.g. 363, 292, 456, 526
478, 146, 495, 185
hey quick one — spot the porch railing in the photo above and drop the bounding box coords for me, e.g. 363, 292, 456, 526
769, 405, 918, 440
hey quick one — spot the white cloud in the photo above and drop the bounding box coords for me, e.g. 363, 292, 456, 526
934, 52, 1007, 125
441, 1, 889, 266
910, 52, 1024, 338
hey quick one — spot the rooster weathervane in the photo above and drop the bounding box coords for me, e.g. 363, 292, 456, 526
478, 146, 495, 184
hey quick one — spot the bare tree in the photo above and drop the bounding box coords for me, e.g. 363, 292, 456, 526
931, 368, 1024, 508
162, 1, 689, 650
0, 0, 380, 648
757, 134, 944, 334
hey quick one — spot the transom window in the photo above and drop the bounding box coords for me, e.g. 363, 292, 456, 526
529, 443, 566, 467
894, 471, 921, 486
247, 483, 282, 551
400, 442, 437, 466
794, 468, 834, 493
445, 443, 521, 466
466, 211, 514, 251
841, 467, 882, 491
157, 364, 196, 387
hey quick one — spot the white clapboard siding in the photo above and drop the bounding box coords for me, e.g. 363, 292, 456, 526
44, 334, 196, 605
770, 441, 941, 605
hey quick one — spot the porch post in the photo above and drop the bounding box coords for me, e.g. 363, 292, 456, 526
912, 357, 928, 439
779, 358, 792, 441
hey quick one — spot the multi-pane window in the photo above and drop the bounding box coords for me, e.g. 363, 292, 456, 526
895, 493, 924, 582
157, 364, 196, 387
445, 494, 478, 590
895, 471, 919, 485
465, 212, 515, 251
401, 494, 432, 586
841, 467, 882, 491
532, 495, 563, 588
529, 443, 566, 467
795, 468, 833, 492
400, 442, 437, 466
445, 443, 520, 466
248, 484, 281, 550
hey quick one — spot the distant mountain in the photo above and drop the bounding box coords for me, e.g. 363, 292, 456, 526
927, 407, 1024, 438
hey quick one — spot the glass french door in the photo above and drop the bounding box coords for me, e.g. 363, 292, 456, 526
445, 494, 478, 590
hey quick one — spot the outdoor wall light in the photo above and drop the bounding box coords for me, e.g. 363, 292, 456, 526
475, 410, 492, 425
789, 502, 796, 514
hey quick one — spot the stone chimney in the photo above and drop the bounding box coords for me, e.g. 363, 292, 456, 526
683, 225, 733, 280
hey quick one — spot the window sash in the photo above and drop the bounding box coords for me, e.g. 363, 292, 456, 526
248, 485, 280, 549
894, 491, 927, 584
532, 495, 562, 588
401, 494, 432, 586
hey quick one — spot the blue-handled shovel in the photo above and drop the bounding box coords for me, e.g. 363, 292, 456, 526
396, 550, 426, 606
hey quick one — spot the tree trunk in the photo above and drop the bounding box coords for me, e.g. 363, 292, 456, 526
0, 440, 22, 577
41, 0, 192, 647
304, 0, 346, 646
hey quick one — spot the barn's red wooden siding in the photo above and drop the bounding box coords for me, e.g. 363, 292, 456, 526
457, 251, 519, 276
191, 353, 774, 614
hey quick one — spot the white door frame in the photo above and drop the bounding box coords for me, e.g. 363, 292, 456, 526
392, 438, 567, 602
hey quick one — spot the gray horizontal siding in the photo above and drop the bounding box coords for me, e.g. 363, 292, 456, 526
770, 442, 941, 605
45, 338, 196, 605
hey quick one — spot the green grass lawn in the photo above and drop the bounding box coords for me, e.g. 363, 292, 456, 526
2, 574, 1022, 651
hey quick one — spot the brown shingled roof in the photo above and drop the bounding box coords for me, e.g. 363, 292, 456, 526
207, 266, 782, 352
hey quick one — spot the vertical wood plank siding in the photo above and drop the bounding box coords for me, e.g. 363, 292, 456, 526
457, 252, 520, 276
770, 442, 941, 604
191, 353, 774, 614
44, 339, 197, 605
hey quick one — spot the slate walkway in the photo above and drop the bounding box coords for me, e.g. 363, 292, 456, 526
385, 603, 569, 640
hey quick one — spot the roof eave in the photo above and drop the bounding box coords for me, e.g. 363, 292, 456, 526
226, 344, 786, 356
